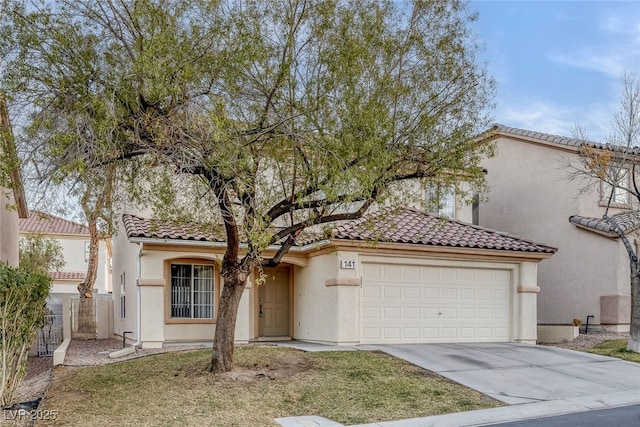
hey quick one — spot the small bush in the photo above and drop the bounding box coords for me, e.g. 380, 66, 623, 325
0, 262, 51, 407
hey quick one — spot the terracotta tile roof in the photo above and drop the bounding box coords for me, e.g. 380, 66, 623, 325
492, 124, 589, 147
333, 209, 557, 254
123, 210, 556, 254
569, 211, 640, 237
491, 124, 640, 156
51, 271, 86, 281
19, 210, 89, 235
123, 214, 226, 242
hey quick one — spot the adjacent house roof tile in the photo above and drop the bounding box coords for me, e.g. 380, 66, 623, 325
123, 214, 226, 242
569, 211, 640, 237
19, 210, 89, 235
491, 124, 640, 156
51, 271, 86, 281
124, 209, 557, 254
333, 209, 557, 253
492, 124, 588, 147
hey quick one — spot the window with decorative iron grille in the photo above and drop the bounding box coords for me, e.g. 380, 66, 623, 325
170, 264, 214, 319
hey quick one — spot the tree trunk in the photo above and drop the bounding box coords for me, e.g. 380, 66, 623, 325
208, 267, 248, 373
76, 218, 99, 336
628, 262, 640, 351
78, 218, 99, 298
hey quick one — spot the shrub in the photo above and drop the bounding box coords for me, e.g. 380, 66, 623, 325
0, 262, 51, 407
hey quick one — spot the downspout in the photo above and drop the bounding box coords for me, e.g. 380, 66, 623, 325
134, 242, 143, 348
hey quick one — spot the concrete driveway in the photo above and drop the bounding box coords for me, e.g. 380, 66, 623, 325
363, 343, 640, 405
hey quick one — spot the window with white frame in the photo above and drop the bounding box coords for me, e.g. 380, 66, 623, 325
425, 183, 456, 219
601, 169, 630, 206
170, 263, 215, 319
84, 241, 90, 262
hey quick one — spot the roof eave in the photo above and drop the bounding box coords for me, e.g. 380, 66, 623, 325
328, 239, 556, 262
570, 223, 619, 239
128, 236, 333, 253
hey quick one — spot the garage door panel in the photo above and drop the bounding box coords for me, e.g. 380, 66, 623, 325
383, 328, 401, 339
384, 287, 401, 298
442, 288, 457, 299
383, 306, 401, 318
460, 308, 475, 319
404, 328, 420, 339
423, 288, 439, 299
363, 285, 381, 298
404, 287, 421, 298
404, 267, 421, 280
404, 307, 420, 319
441, 308, 458, 318
460, 288, 475, 299
363, 307, 380, 319
361, 263, 511, 344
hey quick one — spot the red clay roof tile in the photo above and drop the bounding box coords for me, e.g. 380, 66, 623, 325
333, 209, 556, 253
51, 271, 86, 280
19, 211, 89, 235
124, 209, 557, 254
123, 214, 226, 242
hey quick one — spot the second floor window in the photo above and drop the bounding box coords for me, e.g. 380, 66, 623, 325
425, 183, 456, 219
601, 169, 630, 206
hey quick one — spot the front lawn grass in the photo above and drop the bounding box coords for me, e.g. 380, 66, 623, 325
585, 339, 640, 363
39, 346, 501, 426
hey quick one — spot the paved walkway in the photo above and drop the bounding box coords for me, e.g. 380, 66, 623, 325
275, 342, 640, 427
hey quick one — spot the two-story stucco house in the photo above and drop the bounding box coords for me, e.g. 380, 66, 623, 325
18, 211, 111, 296
0, 96, 28, 266
480, 124, 636, 335
112, 191, 556, 348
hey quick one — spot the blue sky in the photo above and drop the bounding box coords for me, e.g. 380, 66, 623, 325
470, 0, 640, 142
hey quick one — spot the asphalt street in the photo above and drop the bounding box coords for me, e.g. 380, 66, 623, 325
489, 404, 640, 427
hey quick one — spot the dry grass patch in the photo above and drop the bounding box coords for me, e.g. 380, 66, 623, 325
39, 346, 501, 426
585, 339, 640, 363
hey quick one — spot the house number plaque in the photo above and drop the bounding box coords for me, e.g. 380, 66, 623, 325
340, 259, 356, 269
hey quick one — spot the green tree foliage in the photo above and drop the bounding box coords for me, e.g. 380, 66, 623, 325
19, 233, 65, 275
0, 263, 51, 406
1, 0, 495, 372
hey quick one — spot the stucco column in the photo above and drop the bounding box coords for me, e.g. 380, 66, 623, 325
515, 262, 540, 344
0, 191, 19, 267
234, 278, 251, 343
138, 278, 165, 348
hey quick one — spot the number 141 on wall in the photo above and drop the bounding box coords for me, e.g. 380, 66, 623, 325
340, 259, 356, 269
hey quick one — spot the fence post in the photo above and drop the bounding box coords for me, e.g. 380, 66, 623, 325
62, 294, 71, 341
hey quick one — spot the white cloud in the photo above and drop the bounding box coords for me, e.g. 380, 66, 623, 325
496, 100, 615, 143
549, 8, 640, 79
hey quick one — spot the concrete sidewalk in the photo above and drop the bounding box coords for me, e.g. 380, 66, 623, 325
275, 342, 640, 427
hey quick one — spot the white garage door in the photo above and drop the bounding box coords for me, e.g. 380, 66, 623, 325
361, 262, 511, 344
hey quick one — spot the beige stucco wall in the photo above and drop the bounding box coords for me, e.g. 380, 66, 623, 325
0, 190, 19, 266
111, 239, 254, 347
480, 136, 629, 326
293, 250, 361, 344
111, 222, 139, 341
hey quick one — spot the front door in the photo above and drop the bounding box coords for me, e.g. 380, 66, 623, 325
258, 266, 290, 337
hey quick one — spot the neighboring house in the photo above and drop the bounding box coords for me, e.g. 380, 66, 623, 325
18, 211, 111, 295
0, 188, 26, 266
479, 124, 635, 333
112, 208, 555, 348
0, 96, 28, 266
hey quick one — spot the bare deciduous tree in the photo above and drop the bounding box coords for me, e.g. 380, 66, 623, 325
566, 73, 640, 351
